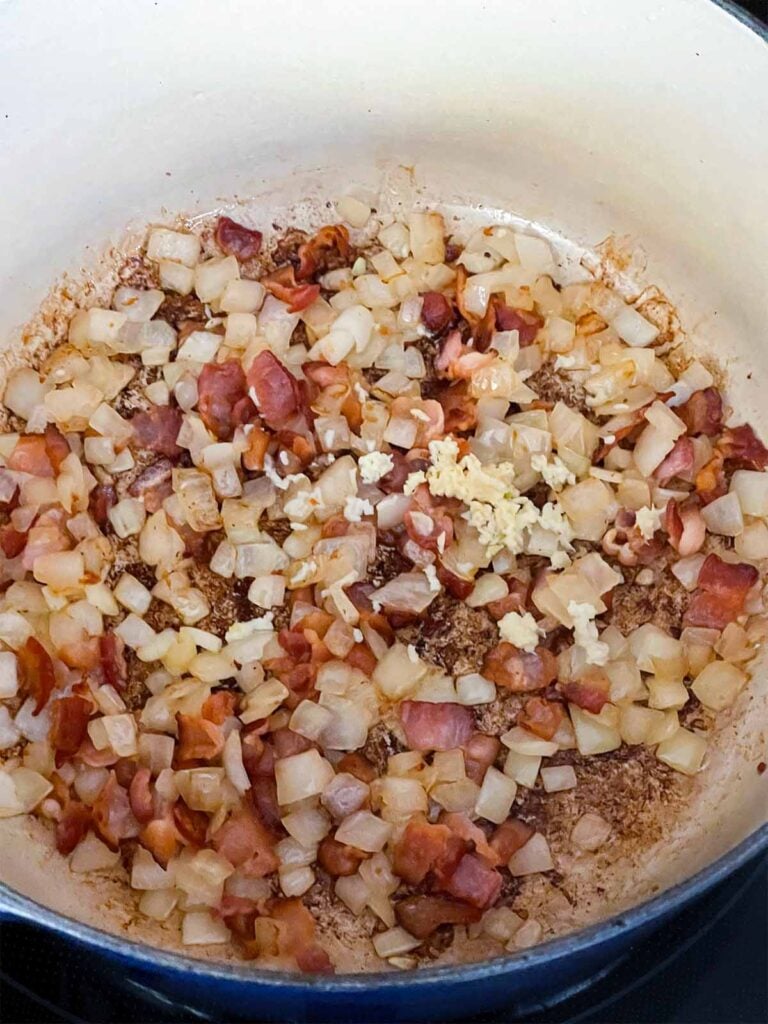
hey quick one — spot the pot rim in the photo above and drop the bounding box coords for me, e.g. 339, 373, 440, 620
0, 0, 766, 994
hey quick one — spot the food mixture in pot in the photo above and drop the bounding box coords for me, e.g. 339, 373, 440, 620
0, 201, 766, 971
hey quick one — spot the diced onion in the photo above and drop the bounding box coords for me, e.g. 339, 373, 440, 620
507, 832, 554, 876
335, 810, 392, 852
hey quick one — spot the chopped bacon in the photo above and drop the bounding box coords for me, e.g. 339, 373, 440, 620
8, 434, 56, 477
441, 852, 502, 910
262, 265, 320, 312
317, 836, 368, 876
100, 634, 127, 692
89, 483, 117, 528
76, 736, 119, 767
213, 806, 279, 876
462, 732, 501, 785
421, 292, 454, 334
172, 801, 209, 847
55, 801, 92, 855
215, 216, 263, 260
437, 381, 477, 433
196, 360, 252, 440
128, 767, 155, 824
0, 523, 27, 557
17, 637, 57, 715
50, 694, 92, 759
489, 819, 535, 862
665, 500, 706, 556
130, 406, 183, 458
436, 563, 475, 600
128, 458, 173, 512
482, 642, 557, 693
441, 812, 500, 866
495, 304, 543, 346
486, 579, 530, 621
271, 727, 314, 759
176, 713, 225, 763
404, 506, 454, 554
270, 898, 334, 973
336, 751, 378, 784
519, 697, 564, 740
44, 425, 71, 471
683, 554, 759, 630
296, 224, 350, 281
140, 814, 179, 866
719, 424, 768, 470
392, 817, 462, 885
434, 331, 494, 381
58, 637, 100, 671
201, 690, 238, 724
678, 387, 723, 437
655, 436, 694, 484
246, 350, 302, 429
92, 773, 140, 849
561, 674, 610, 713
345, 642, 378, 676
400, 701, 475, 752
21, 509, 71, 570
395, 895, 481, 940
242, 424, 270, 471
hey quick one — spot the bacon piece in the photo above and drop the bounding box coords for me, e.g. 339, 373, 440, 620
421, 292, 454, 334
719, 424, 768, 470
434, 330, 494, 380
392, 817, 463, 885
270, 898, 334, 973
336, 751, 377, 784
519, 697, 564, 740
176, 713, 224, 763
76, 736, 119, 768
50, 694, 92, 759
89, 483, 117, 528
561, 676, 610, 713
441, 852, 502, 910
296, 224, 350, 281
55, 801, 92, 855
441, 812, 500, 866
247, 350, 301, 429
128, 458, 173, 512
213, 806, 279, 876
436, 563, 475, 600
262, 265, 320, 312
486, 579, 530, 621
395, 895, 481, 939
172, 801, 209, 847
683, 553, 759, 630
197, 360, 252, 440
655, 436, 694, 484
490, 819, 535, 862
201, 690, 238, 724
130, 406, 183, 458
17, 637, 57, 715
317, 836, 368, 876
0, 524, 26, 557
404, 506, 454, 554
100, 634, 127, 693
21, 509, 71, 571
7, 435, 55, 477
92, 773, 140, 849
437, 381, 477, 433
242, 425, 270, 471
677, 388, 723, 437
462, 732, 501, 786
400, 701, 475, 752
482, 642, 557, 693
128, 767, 155, 824
140, 814, 179, 865
665, 500, 706, 557
495, 304, 543, 346
44, 425, 71, 471
215, 215, 263, 260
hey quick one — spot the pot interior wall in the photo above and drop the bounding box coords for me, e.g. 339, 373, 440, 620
0, 0, 766, 970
